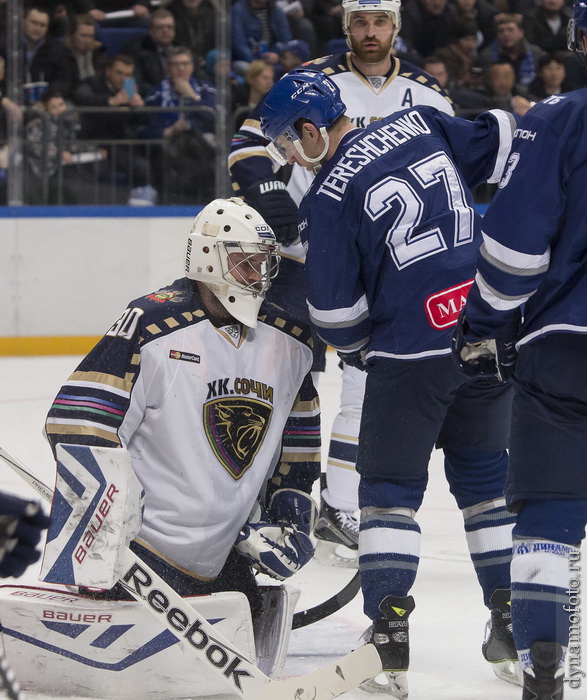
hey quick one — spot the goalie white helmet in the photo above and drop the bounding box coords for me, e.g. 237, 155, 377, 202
342, 0, 402, 49
185, 198, 280, 328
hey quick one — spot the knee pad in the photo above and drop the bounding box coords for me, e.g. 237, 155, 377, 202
513, 499, 587, 546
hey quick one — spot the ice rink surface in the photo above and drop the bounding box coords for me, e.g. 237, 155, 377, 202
0, 351, 584, 700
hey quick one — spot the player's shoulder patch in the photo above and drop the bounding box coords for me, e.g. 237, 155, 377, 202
303, 53, 349, 76
258, 301, 314, 350
129, 278, 209, 343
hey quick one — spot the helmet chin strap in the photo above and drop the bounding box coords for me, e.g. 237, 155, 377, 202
293, 126, 330, 174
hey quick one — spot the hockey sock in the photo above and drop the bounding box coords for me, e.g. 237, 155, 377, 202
462, 498, 515, 609
359, 506, 421, 620
511, 535, 577, 672
325, 364, 366, 511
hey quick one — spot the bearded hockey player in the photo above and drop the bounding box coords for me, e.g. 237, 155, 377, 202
228, 0, 455, 569
0, 198, 321, 698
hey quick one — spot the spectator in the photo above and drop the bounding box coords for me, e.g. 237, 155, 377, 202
0, 55, 23, 128
19, 5, 75, 102
436, 19, 479, 84
276, 0, 318, 57
482, 60, 534, 113
124, 9, 178, 97
422, 54, 451, 88
231, 0, 292, 71
453, 0, 498, 50
522, 0, 573, 54
143, 46, 216, 139
233, 59, 275, 128
204, 48, 247, 112
400, 0, 460, 59
64, 13, 108, 90
73, 53, 154, 204
143, 46, 217, 202
25, 88, 79, 203
273, 38, 311, 77
312, 0, 344, 54
164, 0, 218, 68
478, 14, 545, 87
527, 50, 570, 97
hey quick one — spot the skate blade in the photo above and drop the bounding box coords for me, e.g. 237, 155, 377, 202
359, 671, 408, 698
490, 659, 523, 687
313, 539, 358, 569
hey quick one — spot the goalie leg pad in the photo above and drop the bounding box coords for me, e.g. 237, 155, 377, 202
41, 444, 144, 589
0, 584, 256, 698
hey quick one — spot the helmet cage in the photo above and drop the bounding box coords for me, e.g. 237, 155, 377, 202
221, 240, 280, 297
185, 198, 280, 327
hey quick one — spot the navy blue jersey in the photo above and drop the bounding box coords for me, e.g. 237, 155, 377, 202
299, 106, 516, 360
463, 89, 587, 346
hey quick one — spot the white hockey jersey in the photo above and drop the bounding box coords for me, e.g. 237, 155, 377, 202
45, 278, 320, 580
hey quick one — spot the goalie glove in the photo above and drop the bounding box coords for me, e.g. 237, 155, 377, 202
243, 179, 299, 246
452, 310, 520, 382
0, 493, 50, 578
235, 489, 317, 581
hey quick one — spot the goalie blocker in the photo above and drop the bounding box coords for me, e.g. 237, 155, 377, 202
0, 583, 299, 698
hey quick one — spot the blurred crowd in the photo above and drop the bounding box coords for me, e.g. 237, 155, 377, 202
0, 0, 585, 204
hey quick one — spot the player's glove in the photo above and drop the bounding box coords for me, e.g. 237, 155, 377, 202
243, 179, 299, 246
235, 489, 317, 581
337, 349, 367, 371
0, 493, 51, 578
452, 310, 520, 382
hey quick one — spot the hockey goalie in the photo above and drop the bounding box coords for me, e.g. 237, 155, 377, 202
0, 199, 322, 698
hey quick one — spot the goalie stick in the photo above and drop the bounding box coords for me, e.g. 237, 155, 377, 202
0, 444, 381, 700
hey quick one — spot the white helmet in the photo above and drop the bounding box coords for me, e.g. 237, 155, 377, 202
342, 0, 402, 49
185, 198, 280, 328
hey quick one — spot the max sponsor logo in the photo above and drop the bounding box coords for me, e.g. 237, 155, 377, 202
169, 350, 201, 364
75, 484, 120, 565
121, 563, 253, 691
424, 279, 473, 329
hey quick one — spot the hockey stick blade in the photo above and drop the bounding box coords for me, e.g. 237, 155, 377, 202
0, 444, 382, 700
293, 570, 360, 629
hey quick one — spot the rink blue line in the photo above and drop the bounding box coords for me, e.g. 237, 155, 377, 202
0, 205, 203, 217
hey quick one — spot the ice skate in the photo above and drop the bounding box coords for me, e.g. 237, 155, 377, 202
359, 595, 415, 698
522, 641, 565, 700
313, 496, 359, 568
482, 589, 522, 686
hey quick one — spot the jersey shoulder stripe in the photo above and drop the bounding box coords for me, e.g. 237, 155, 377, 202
259, 301, 314, 351
303, 53, 351, 76
128, 278, 209, 346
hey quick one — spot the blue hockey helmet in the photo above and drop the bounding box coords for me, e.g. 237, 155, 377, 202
260, 69, 346, 167
568, 0, 587, 64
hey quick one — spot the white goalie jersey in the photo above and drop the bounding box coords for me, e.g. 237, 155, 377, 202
45, 277, 321, 580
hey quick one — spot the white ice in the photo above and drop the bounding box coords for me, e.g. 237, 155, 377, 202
0, 352, 584, 699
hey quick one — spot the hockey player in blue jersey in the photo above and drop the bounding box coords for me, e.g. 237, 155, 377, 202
229, 0, 456, 566
453, 3, 587, 698
260, 69, 519, 698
